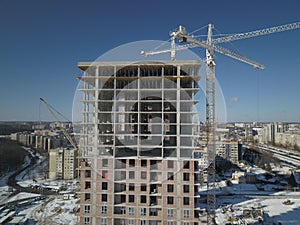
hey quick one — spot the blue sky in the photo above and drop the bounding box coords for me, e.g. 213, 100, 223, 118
0, 0, 299, 122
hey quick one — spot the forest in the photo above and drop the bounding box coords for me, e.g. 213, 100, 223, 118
0, 138, 28, 176
0, 122, 33, 135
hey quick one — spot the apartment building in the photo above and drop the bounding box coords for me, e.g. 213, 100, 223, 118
216, 141, 238, 165
77, 60, 202, 225
49, 147, 77, 180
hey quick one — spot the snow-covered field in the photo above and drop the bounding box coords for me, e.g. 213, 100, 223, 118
0, 146, 79, 225
215, 194, 300, 225
5, 192, 41, 203
1, 146, 300, 224
23, 196, 78, 225
0, 184, 78, 225
263, 198, 300, 225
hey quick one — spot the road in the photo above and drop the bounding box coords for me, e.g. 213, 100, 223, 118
243, 144, 300, 167
6, 148, 57, 196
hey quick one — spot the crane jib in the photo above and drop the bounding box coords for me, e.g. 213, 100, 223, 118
212, 21, 300, 44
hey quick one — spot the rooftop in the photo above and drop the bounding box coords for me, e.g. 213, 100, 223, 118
77, 60, 201, 71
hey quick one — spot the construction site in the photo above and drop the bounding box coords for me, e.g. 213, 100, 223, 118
75, 21, 300, 225
77, 60, 203, 225
1, 21, 300, 225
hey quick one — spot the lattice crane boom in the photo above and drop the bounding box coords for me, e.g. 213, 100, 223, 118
40, 98, 78, 150
212, 22, 300, 44
140, 42, 196, 58
176, 33, 265, 69
141, 22, 300, 63
140, 39, 263, 68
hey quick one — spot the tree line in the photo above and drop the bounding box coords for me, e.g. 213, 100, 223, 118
0, 138, 28, 176
0, 123, 33, 135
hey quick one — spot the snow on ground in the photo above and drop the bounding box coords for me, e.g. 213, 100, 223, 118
1, 156, 78, 224
28, 196, 78, 225
0, 146, 79, 224
262, 198, 300, 225
5, 192, 40, 203
18, 176, 78, 193
215, 194, 300, 225
1, 191, 78, 225
16, 156, 47, 182
16, 179, 78, 224
0, 172, 15, 204
0, 171, 14, 187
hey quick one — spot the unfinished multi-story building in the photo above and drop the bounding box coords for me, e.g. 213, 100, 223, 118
77, 60, 202, 225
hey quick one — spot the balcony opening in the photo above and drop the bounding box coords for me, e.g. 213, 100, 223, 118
150, 196, 157, 206
85, 193, 91, 201
85, 181, 91, 189
150, 184, 157, 193
85, 170, 91, 178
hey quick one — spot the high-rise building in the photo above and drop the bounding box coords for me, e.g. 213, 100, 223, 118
216, 141, 238, 165
49, 147, 77, 180
77, 60, 202, 225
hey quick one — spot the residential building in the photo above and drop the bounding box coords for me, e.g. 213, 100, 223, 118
261, 123, 300, 149
77, 60, 202, 225
216, 141, 239, 165
10, 132, 36, 146
49, 147, 77, 180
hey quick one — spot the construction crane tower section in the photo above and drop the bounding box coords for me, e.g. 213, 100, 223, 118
40, 98, 78, 150
141, 21, 300, 225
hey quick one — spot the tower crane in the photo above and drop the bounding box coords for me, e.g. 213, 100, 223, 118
141, 21, 300, 225
40, 98, 78, 150
40, 98, 81, 179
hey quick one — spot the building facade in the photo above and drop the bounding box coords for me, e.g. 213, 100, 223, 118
216, 141, 239, 165
77, 60, 202, 225
10, 132, 36, 146
49, 147, 77, 180
261, 123, 300, 149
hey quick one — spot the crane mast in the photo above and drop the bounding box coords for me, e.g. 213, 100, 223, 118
168, 24, 264, 225
205, 24, 217, 224
140, 21, 300, 225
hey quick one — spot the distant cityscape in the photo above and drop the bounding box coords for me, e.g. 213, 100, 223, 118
6, 121, 300, 180
1, 120, 300, 224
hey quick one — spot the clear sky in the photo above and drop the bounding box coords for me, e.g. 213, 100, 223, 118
0, 0, 299, 122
